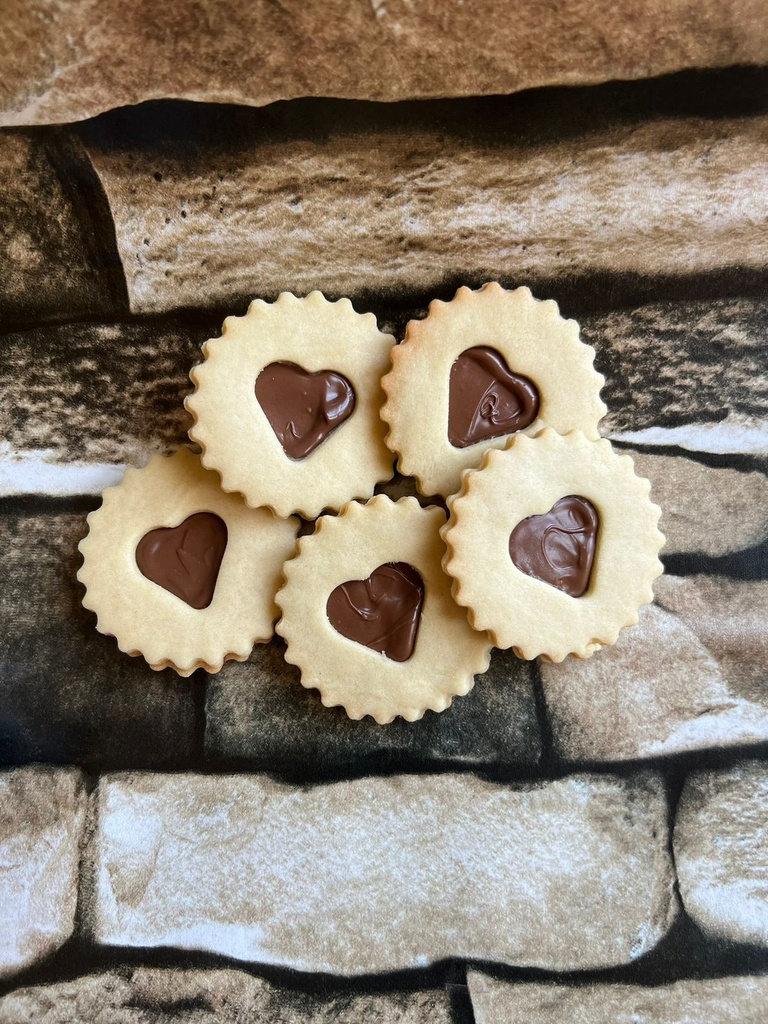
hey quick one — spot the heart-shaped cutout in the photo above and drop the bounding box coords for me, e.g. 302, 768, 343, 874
509, 495, 598, 598
255, 361, 355, 459
326, 562, 425, 662
448, 346, 539, 448
135, 512, 228, 609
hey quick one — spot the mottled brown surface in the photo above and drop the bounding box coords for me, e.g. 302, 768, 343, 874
541, 595, 768, 763
3, 0, 767, 126
585, 299, 768, 435
205, 639, 541, 773
0, 132, 117, 326
90, 771, 675, 973
655, 576, 768, 707
468, 972, 768, 1024
0, 968, 453, 1023
0, 320, 213, 466
0, 513, 196, 768
674, 761, 768, 946
81, 109, 768, 314
628, 450, 768, 557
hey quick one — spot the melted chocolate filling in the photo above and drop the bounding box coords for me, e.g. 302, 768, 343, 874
255, 361, 355, 459
326, 562, 425, 662
509, 495, 598, 598
135, 512, 228, 609
448, 346, 539, 448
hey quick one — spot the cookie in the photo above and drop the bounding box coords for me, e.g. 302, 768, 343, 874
442, 429, 664, 662
276, 495, 492, 724
78, 448, 299, 675
186, 291, 395, 518
381, 283, 606, 497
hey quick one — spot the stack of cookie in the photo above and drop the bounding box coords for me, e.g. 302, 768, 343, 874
78, 284, 664, 724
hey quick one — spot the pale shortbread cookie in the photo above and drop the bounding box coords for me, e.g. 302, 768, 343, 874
442, 430, 664, 662
78, 448, 298, 676
276, 495, 492, 724
186, 291, 395, 518
381, 283, 606, 497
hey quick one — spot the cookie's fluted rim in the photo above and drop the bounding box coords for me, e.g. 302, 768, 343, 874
442, 429, 664, 661
185, 290, 395, 519
276, 494, 492, 724
77, 448, 299, 676
381, 282, 606, 498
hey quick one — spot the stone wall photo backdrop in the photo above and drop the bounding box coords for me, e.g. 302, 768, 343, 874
1, 2, 767, 1021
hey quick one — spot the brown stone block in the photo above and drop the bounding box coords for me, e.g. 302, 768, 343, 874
655, 575, 768, 707
584, 299, 768, 455
0, 131, 119, 326
3, 0, 767, 126
82, 113, 768, 317
205, 638, 541, 773
468, 971, 768, 1024
0, 767, 85, 979
541, 577, 768, 763
0, 968, 453, 1023
89, 770, 676, 973
0, 319, 214, 496
674, 760, 768, 946
0, 512, 196, 768
627, 450, 768, 557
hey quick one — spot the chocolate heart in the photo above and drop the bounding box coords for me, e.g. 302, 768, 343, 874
509, 495, 598, 598
448, 346, 539, 448
326, 562, 425, 662
135, 512, 228, 609
255, 361, 355, 459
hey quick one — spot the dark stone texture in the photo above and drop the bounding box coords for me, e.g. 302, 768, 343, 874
3, 1, 766, 126
0, 319, 213, 473
0, 131, 120, 328
585, 298, 768, 452
205, 638, 541, 775
0, 512, 196, 768
0, 968, 453, 1023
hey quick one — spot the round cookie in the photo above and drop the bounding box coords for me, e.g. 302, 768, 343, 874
442, 429, 664, 662
78, 448, 299, 675
381, 283, 606, 497
186, 291, 395, 518
276, 495, 492, 724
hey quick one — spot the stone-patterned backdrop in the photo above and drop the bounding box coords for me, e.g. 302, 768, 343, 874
0, 2, 767, 1021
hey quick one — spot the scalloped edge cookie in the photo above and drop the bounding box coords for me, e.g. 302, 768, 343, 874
276, 495, 492, 724
442, 429, 664, 661
381, 283, 606, 497
78, 448, 299, 675
186, 291, 395, 518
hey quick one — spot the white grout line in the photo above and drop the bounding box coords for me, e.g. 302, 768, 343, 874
0, 446, 141, 497
609, 418, 768, 456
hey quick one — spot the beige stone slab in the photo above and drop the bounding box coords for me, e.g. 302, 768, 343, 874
626, 451, 768, 556
0, 968, 452, 1024
655, 576, 768, 707
0, 767, 85, 980
467, 971, 768, 1024
0, 132, 115, 325
674, 760, 768, 946
3, 0, 766, 126
542, 577, 768, 763
83, 113, 768, 316
89, 771, 676, 973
